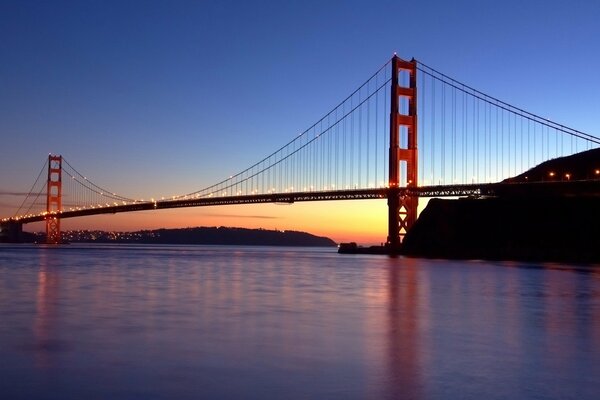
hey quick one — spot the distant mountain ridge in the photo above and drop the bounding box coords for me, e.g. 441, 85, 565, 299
58, 226, 336, 247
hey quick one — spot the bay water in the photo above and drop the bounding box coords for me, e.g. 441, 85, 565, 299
1, 244, 599, 399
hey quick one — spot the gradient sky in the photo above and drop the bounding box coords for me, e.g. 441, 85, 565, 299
1, 0, 599, 244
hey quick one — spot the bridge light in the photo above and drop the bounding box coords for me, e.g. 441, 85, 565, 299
565, 173, 571, 180
595, 169, 600, 175
549, 171, 555, 177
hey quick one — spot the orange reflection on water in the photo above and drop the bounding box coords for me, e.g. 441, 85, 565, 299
385, 257, 426, 400
34, 251, 59, 369
364, 257, 430, 400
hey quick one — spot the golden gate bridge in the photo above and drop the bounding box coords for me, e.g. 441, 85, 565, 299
2, 55, 600, 246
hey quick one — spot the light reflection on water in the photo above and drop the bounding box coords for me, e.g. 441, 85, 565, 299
0, 244, 599, 399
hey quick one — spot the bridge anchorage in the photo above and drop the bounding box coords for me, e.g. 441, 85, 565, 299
3, 54, 600, 247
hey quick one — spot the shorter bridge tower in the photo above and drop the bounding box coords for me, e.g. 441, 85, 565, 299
46, 155, 62, 244
387, 55, 418, 248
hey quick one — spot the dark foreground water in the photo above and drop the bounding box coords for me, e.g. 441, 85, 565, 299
0, 244, 599, 399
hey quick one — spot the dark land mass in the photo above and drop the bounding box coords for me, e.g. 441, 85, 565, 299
49, 227, 336, 247
401, 196, 600, 263
340, 148, 600, 262
506, 147, 600, 183
401, 148, 600, 263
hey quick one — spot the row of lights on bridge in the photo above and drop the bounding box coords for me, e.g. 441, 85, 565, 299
8, 167, 600, 222
4, 182, 395, 222
11, 170, 598, 222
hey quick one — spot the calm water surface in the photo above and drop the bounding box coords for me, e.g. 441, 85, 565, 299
0, 244, 599, 399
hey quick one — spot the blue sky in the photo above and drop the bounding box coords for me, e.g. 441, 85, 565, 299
1, 0, 599, 240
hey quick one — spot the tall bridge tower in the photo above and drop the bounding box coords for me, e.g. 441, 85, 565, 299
387, 55, 418, 248
46, 155, 62, 244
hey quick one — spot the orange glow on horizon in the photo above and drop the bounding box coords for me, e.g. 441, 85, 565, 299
23, 199, 434, 246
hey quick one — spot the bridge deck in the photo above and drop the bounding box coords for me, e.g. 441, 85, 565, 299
7, 180, 600, 225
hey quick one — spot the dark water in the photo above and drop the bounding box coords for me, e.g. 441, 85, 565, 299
0, 244, 599, 399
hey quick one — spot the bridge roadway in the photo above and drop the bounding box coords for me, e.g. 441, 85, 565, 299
8, 180, 600, 225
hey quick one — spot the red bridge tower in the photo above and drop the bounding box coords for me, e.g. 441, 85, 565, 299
387, 55, 418, 248
46, 155, 62, 244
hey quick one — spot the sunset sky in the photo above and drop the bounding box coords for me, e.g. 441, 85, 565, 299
1, 0, 599, 244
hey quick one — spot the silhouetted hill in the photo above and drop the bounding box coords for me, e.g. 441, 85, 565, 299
402, 197, 600, 263
402, 148, 600, 262
505, 147, 600, 182
143, 227, 336, 246
61, 226, 336, 247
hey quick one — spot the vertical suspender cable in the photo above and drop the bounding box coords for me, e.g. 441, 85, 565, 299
441, 80, 445, 184
431, 76, 435, 184
420, 70, 424, 184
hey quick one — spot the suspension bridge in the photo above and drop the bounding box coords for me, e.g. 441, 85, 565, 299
2, 55, 600, 247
